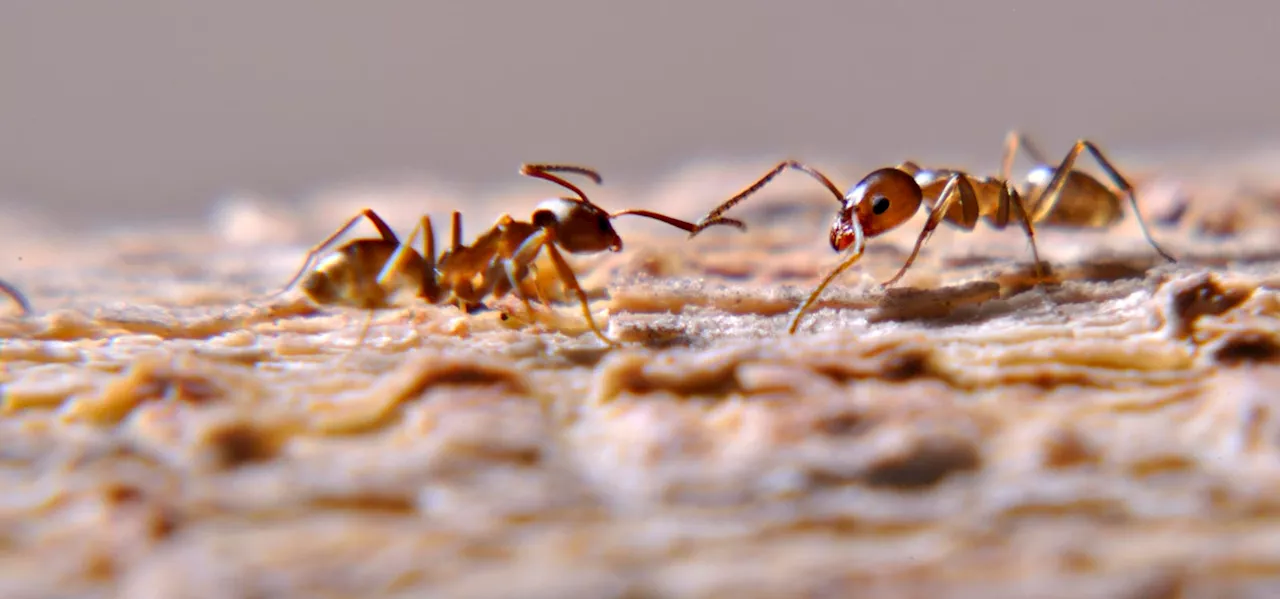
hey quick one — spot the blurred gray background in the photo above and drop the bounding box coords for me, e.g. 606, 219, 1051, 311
2, 0, 1279, 230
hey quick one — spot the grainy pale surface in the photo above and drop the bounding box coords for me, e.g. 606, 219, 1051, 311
3, 163, 1280, 598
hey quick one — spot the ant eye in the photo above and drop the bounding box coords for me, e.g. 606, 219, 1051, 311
597, 214, 611, 230
872, 197, 891, 215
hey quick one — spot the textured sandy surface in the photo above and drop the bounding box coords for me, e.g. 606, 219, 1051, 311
3, 163, 1280, 598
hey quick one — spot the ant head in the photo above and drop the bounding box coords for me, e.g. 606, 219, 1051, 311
533, 197, 624, 253
829, 167, 923, 252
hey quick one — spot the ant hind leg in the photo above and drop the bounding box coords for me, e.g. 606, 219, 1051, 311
276, 209, 399, 298
1032, 140, 1176, 263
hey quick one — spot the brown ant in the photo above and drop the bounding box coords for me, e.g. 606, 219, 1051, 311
0, 278, 30, 315
688, 131, 1174, 334
275, 163, 745, 347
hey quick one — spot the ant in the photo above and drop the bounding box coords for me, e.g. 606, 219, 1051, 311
0, 278, 30, 315
275, 163, 745, 347
688, 131, 1175, 334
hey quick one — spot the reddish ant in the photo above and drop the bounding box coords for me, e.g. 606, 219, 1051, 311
688, 131, 1175, 334
275, 164, 745, 347
0, 278, 30, 315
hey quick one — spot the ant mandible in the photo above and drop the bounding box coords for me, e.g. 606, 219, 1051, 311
275, 164, 745, 347
687, 132, 1174, 334
0, 278, 31, 315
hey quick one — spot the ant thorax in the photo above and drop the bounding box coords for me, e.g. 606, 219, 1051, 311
910, 167, 969, 188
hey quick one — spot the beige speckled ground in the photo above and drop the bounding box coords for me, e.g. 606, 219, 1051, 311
3, 161, 1280, 598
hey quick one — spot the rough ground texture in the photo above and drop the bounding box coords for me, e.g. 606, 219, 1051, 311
3, 160, 1280, 598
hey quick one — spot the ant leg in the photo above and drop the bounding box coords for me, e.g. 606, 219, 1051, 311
1034, 140, 1176, 262
275, 209, 399, 297
883, 175, 980, 287
0, 278, 32, 315
788, 233, 868, 335
344, 309, 377, 361
1005, 191, 1048, 279
524, 263, 554, 308
543, 243, 617, 347
975, 184, 1048, 281
1000, 130, 1052, 181
895, 161, 924, 177
501, 258, 540, 321
511, 229, 617, 346
689, 160, 847, 238
376, 215, 442, 301
449, 211, 464, 252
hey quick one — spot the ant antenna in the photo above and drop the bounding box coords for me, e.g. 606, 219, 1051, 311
611, 209, 746, 233
690, 160, 847, 238
520, 164, 604, 207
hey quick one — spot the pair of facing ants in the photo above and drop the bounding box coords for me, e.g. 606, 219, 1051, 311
278, 131, 1175, 346
0, 131, 1175, 345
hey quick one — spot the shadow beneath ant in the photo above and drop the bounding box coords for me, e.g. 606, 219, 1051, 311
863, 251, 1174, 328
991, 252, 1169, 299
864, 280, 1022, 327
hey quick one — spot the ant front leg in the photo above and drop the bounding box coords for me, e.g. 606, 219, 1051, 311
0, 278, 32, 315
276, 208, 400, 297
883, 175, 981, 287
1035, 140, 1176, 262
510, 228, 617, 346
482, 252, 540, 322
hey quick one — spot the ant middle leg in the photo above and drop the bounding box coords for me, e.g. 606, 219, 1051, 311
508, 229, 616, 346
376, 214, 443, 302
276, 208, 399, 297
1003, 190, 1049, 280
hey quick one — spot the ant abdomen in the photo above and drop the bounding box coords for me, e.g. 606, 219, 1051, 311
301, 239, 429, 310
1023, 168, 1123, 228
